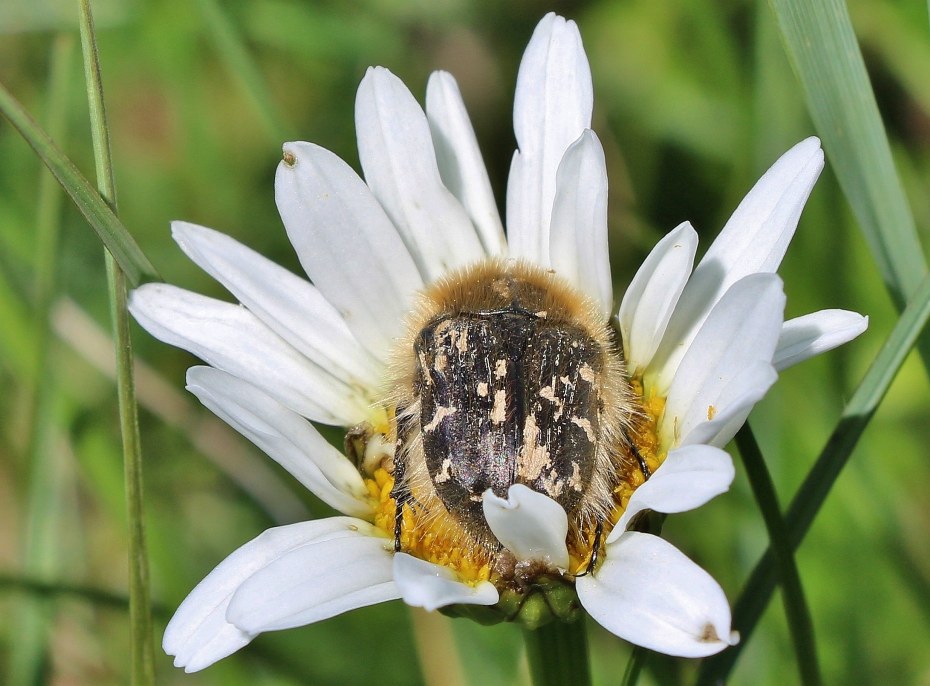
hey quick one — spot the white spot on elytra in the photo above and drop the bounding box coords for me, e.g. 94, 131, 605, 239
540, 470, 564, 498
494, 359, 507, 378
539, 384, 564, 419
434, 458, 453, 483
518, 415, 551, 481
579, 363, 596, 383
569, 462, 583, 491
571, 416, 596, 443
455, 327, 469, 353
423, 405, 457, 432
491, 389, 507, 424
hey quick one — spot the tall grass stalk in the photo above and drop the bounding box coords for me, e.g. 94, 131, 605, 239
78, 1, 155, 683
735, 425, 821, 686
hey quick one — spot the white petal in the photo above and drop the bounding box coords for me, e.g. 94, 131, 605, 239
128, 284, 366, 426
172, 221, 383, 389
507, 13, 593, 266
164, 518, 375, 671
679, 362, 778, 448
649, 138, 823, 389
393, 553, 499, 611
549, 130, 612, 316
705, 137, 823, 279
618, 222, 699, 376
608, 445, 735, 543
482, 485, 569, 569
356, 67, 485, 280
577, 532, 738, 657
186, 366, 373, 518
774, 309, 868, 371
170, 611, 252, 673
227, 525, 398, 633
659, 273, 785, 447
275, 141, 423, 363
425, 70, 506, 256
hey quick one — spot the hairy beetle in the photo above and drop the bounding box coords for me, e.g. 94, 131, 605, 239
388, 259, 644, 573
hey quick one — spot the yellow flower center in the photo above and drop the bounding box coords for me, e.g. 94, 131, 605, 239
368, 467, 494, 583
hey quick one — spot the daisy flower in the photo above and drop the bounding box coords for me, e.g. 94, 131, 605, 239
130, 12, 867, 672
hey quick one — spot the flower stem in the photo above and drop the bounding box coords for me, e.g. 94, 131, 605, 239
523, 619, 591, 686
78, 1, 155, 684
735, 424, 821, 686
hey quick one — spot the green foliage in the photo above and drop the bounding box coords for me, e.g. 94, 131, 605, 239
0, 0, 928, 684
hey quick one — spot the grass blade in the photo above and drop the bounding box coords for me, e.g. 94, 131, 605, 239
621, 646, 647, 686
78, 1, 156, 683
698, 270, 930, 684
768, 0, 927, 306
734, 425, 821, 686
0, 84, 158, 286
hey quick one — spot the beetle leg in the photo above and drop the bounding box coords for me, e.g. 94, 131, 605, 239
628, 433, 651, 480
390, 465, 409, 552
576, 521, 604, 577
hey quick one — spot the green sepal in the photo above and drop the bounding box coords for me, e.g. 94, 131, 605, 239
440, 573, 583, 629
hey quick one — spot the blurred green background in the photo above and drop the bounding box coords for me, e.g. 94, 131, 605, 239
1, 0, 928, 684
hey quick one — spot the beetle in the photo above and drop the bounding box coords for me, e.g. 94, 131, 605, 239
388, 259, 646, 577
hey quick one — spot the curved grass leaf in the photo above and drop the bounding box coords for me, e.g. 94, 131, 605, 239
0, 83, 158, 286
768, 0, 927, 307
698, 270, 930, 684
